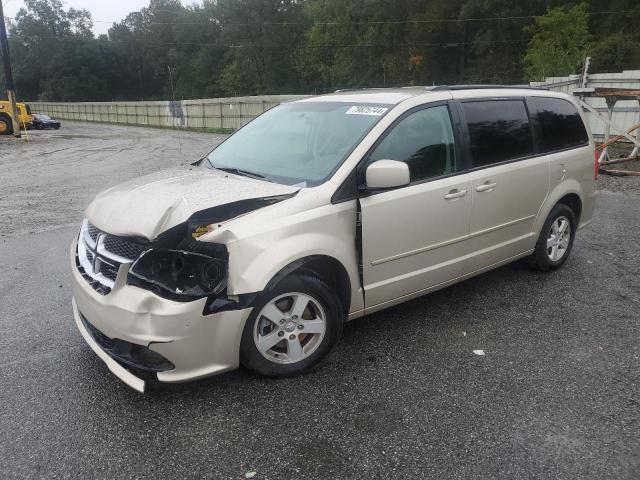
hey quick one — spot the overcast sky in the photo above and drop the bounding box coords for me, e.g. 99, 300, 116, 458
2, 0, 163, 35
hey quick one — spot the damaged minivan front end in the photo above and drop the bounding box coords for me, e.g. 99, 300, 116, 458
70, 167, 300, 392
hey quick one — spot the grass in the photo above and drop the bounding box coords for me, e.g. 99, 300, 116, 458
49, 118, 236, 135
192, 127, 236, 134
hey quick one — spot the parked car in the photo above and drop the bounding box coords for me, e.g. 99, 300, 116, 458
70, 86, 597, 392
31, 113, 61, 130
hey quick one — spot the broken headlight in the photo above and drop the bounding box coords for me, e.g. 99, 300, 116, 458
127, 249, 227, 301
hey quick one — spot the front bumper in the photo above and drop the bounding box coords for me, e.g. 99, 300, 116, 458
70, 239, 252, 392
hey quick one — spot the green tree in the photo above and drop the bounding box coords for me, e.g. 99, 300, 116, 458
6, 0, 109, 101
587, 0, 640, 73
299, 0, 420, 92
3, 0, 639, 102
524, 2, 590, 81
213, 0, 307, 95
457, 0, 550, 84
107, 0, 189, 100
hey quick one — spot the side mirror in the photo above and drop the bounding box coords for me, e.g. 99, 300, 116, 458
365, 160, 410, 190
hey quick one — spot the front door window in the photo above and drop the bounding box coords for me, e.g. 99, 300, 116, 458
369, 105, 457, 182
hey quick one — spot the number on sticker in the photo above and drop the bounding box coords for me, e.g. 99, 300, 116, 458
346, 106, 389, 116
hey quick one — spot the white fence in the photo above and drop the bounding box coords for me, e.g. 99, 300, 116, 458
29, 95, 307, 130
29, 70, 640, 137
532, 70, 640, 139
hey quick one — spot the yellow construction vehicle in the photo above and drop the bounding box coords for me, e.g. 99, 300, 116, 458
0, 100, 33, 135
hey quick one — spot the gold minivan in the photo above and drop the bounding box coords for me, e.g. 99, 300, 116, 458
70, 87, 597, 391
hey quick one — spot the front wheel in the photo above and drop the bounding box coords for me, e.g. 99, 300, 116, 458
240, 273, 343, 377
0, 117, 12, 135
529, 204, 576, 271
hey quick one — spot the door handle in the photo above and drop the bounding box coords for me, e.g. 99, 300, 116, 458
476, 182, 497, 192
444, 189, 467, 200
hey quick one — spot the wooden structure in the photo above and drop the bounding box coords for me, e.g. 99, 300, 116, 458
574, 88, 640, 175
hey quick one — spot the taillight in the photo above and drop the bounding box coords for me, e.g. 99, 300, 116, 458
594, 149, 600, 180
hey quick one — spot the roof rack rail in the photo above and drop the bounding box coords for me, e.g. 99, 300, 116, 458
332, 85, 549, 94
430, 84, 548, 91
333, 87, 394, 93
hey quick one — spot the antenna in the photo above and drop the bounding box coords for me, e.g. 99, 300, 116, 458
167, 65, 186, 165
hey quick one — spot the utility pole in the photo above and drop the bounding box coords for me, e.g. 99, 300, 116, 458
580, 56, 591, 89
0, 1, 21, 138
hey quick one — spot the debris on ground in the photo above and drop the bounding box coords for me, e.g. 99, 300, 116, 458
597, 143, 640, 194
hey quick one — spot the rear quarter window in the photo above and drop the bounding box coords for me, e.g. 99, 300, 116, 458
529, 97, 589, 152
461, 99, 534, 168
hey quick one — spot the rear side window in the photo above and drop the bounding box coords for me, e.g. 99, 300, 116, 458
529, 97, 589, 152
462, 100, 534, 168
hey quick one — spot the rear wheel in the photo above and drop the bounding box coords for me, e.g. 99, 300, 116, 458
0, 116, 12, 135
529, 204, 576, 271
240, 273, 343, 377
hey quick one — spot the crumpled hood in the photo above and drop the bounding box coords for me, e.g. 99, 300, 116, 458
86, 166, 298, 240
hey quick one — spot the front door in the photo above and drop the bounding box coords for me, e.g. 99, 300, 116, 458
360, 103, 471, 308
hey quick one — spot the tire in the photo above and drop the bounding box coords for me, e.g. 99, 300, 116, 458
529, 203, 577, 271
240, 273, 344, 377
0, 116, 12, 136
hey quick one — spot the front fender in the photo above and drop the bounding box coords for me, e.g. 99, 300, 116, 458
230, 232, 355, 291
208, 201, 364, 314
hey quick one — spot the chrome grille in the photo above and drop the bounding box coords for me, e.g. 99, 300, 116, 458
99, 262, 119, 282
87, 223, 101, 242
76, 220, 148, 294
103, 235, 147, 261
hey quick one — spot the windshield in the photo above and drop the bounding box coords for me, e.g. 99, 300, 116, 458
36, 114, 51, 120
204, 102, 391, 186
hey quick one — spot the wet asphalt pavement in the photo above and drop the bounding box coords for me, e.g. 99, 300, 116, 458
0, 123, 639, 479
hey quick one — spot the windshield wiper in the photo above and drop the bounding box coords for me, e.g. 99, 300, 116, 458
212, 165, 271, 182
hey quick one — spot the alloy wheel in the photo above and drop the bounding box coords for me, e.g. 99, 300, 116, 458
547, 215, 571, 262
253, 292, 327, 364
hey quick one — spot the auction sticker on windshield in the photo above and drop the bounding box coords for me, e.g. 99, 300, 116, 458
346, 106, 389, 116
